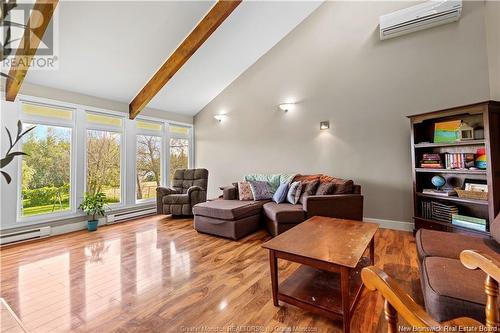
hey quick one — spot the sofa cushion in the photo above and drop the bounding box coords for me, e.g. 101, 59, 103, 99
421, 256, 489, 322
287, 181, 302, 204
299, 180, 320, 204
193, 200, 263, 220
319, 176, 354, 194
273, 183, 289, 204
263, 202, 306, 225
163, 194, 189, 204
238, 182, 254, 201
249, 181, 274, 201
416, 229, 500, 262
491, 213, 500, 244
244, 174, 284, 192
316, 182, 335, 195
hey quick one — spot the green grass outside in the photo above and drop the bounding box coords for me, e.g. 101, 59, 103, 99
22, 202, 71, 216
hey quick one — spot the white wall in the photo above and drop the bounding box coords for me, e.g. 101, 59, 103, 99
194, 1, 491, 225
486, 1, 500, 100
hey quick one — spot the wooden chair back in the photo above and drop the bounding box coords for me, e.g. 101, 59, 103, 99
361, 266, 483, 332
460, 249, 500, 329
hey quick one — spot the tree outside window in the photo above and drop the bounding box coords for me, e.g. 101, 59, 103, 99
169, 138, 189, 184
21, 125, 71, 216
86, 130, 121, 203
136, 135, 161, 200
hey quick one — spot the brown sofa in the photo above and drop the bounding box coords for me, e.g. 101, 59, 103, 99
156, 168, 208, 216
416, 213, 500, 323
192, 174, 363, 240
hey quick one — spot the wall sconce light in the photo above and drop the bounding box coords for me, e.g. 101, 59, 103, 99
278, 103, 295, 112
320, 121, 330, 130
214, 114, 227, 122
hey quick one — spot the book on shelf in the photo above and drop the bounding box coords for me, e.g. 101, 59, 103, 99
420, 164, 443, 169
451, 218, 486, 232
431, 201, 458, 222
423, 153, 441, 160
421, 201, 432, 219
451, 214, 486, 225
423, 188, 457, 197
444, 153, 475, 169
420, 153, 443, 169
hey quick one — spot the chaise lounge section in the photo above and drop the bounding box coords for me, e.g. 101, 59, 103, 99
416, 213, 500, 323
193, 173, 364, 240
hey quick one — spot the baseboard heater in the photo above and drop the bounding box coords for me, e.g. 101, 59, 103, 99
106, 207, 156, 224
0, 226, 51, 246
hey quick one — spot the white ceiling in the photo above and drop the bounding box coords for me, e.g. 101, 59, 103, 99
25, 1, 322, 116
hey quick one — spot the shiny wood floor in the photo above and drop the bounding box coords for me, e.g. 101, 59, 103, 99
0, 216, 422, 333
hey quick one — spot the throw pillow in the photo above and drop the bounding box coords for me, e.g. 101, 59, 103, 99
238, 182, 254, 201
273, 183, 289, 204
293, 174, 322, 183
287, 181, 302, 204
316, 182, 335, 195
299, 180, 320, 204
249, 181, 274, 201
332, 178, 354, 194
320, 176, 354, 194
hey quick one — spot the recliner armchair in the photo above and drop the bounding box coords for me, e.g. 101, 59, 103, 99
156, 168, 208, 216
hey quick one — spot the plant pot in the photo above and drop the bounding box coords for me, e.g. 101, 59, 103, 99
87, 220, 99, 232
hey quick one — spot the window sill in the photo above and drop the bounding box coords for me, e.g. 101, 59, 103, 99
10, 202, 155, 231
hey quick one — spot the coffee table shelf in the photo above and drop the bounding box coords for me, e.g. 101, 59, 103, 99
278, 257, 369, 318
262, 217, 379, 333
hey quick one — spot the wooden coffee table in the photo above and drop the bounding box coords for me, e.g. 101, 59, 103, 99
262, 216, 379, 333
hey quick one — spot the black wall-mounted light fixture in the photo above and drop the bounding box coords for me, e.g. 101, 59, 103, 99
320, 121, 330, 130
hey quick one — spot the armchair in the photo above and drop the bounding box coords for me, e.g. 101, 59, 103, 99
156, 168, 208, 216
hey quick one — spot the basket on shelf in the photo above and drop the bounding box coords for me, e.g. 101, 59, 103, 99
454, 188, 488, 201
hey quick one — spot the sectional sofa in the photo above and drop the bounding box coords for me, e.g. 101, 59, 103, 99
192, 174, 364, 240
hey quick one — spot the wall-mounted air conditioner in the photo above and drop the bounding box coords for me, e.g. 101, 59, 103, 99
380, 0, 462, 40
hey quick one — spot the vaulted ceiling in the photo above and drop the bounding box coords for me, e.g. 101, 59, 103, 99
24, 1, 322, 116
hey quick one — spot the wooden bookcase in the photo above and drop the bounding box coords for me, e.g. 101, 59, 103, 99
408, 101, 500, 237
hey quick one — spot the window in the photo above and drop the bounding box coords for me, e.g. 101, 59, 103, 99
19, 103, 74, 218
21, 124, 72, 216
136, 120, 162, 201
11, 97, 193, 224
86, 112, 123, 204
86, 130, 121, 204
169, 125, 191, 184
136, 135, 161, 200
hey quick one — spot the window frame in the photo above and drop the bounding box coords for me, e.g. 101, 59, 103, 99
167, 123, 194, 187
135, 118, 164, 204
16, 100, 77, 223
84, 110, 126, 208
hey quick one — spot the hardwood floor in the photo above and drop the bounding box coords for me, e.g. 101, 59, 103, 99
0, 216, 422, 333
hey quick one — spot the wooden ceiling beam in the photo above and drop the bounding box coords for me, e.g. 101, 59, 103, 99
5, 0, 59, 102
129, 0, 241, 119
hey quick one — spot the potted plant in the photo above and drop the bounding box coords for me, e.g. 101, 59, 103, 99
78, 192, 108, 231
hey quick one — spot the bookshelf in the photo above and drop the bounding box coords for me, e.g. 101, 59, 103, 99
408, 101, 500, 236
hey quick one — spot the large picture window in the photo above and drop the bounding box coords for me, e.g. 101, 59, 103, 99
86, 130, 121, 204
21, 124, 72, 217
11, 99, 193, 224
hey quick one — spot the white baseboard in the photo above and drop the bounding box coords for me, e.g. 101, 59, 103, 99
51, 217, 107, 236
363, 217, 414, 232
